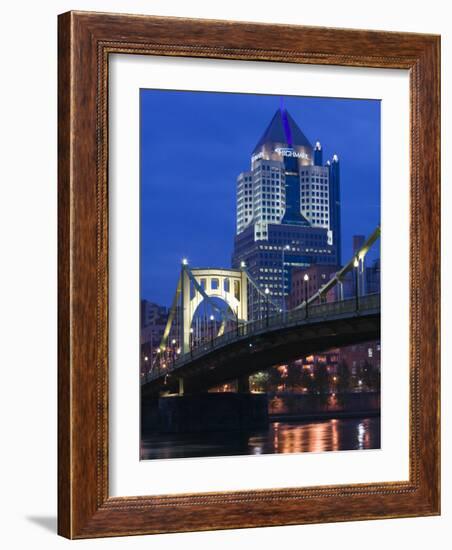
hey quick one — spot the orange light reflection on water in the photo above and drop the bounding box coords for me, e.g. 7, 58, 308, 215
141, 417, 380, 460
266, 418, 373, 454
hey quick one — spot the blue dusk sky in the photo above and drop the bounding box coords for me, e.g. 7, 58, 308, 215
140, 90, 380, 307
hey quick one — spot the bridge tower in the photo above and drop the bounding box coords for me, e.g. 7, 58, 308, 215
179, 266, 248, 354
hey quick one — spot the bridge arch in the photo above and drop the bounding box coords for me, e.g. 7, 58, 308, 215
190, 295, 237, 342
181, 267, 248, 353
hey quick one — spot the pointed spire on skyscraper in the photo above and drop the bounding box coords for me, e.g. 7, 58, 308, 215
279, 96, 285, 112
252, 105, 312, 154
280, 98, 293, 146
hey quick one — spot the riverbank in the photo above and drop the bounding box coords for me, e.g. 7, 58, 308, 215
268, 391, 380, 418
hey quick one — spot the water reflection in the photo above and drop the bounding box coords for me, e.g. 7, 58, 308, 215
141, 416, 380, 460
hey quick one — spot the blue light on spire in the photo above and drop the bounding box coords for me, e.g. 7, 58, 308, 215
280, 98, 293, 146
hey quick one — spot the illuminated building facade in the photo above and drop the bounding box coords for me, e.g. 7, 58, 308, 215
140, 300, 168, 376
337, 341, 381, 376
233, 106, 341, 318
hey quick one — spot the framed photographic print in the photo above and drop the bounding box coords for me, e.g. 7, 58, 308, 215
58, 11, 440, 538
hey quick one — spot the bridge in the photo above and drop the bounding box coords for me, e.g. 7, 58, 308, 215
142, 227, 381, 397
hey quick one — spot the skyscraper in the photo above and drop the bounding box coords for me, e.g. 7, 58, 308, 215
232, 106, 341, 319
327, 154, 342, 265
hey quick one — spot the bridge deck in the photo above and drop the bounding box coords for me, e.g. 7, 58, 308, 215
142, 294, 380, 394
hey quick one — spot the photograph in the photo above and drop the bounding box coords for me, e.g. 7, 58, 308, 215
139, 90, 381, 460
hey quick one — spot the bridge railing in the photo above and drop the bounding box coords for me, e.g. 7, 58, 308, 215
143, 293, 380, 384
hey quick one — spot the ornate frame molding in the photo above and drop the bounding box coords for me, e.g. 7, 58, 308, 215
58, 11, 440, 538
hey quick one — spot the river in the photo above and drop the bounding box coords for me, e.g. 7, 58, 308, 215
140, 416, 380, 460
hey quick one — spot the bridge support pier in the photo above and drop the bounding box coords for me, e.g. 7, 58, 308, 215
178, 377, 184, 396
237, 375, 250, 393
157, 392, 269, 433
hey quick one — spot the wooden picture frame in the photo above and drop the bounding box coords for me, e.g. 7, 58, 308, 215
58, 11, 440, 538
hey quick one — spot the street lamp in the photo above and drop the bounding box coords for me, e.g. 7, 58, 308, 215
210, 314, 215, 346
155, 347, 161, 374
265, 287, 270, 327
189, 327, 194, 354
354, 257, 360, 311
181, 258, 188, 266
303, 273, 310, 319
281, 245, 290, 311
171, 338, 177, 365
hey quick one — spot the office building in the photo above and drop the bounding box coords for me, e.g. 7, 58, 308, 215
232, 106, 341, 318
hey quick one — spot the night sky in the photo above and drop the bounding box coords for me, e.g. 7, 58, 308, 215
140, 90, 380, 307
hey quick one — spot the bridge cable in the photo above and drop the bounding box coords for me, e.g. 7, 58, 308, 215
292, 225, 381, 311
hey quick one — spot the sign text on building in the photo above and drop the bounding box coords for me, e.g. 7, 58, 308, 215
275, 147, 309, 160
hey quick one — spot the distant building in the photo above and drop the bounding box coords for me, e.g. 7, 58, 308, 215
295, 341, 380, 383
338, 341, 381, 376
232, 106, 341, 319
366, 258, 381, 294
287, 264, 339, 309
340, 235, 381, 299
141, 299, 167, 328
140, 300, 168, 375
295, 350, 340, 374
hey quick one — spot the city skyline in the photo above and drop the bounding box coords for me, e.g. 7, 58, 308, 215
140, 89, 380, 306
